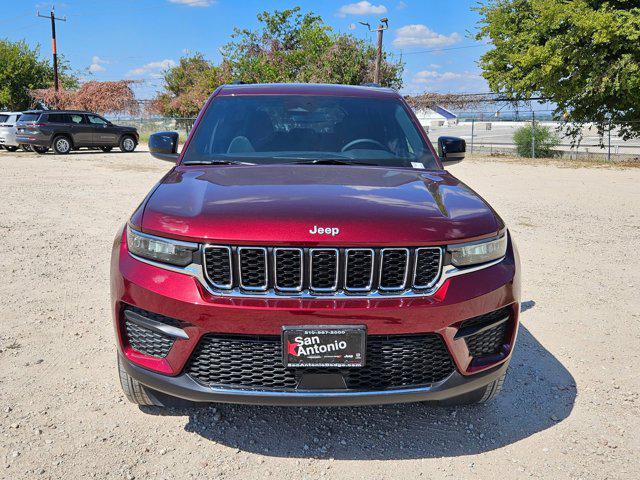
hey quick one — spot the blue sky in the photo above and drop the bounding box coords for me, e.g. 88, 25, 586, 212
1, 0, 490, 99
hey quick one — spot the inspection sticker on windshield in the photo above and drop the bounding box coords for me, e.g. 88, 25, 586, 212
411, 162, 424, 169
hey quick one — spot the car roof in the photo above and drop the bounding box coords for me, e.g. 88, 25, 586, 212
0, 112, 22, 115
21, 110, 95, 115
217, 83, 400, 99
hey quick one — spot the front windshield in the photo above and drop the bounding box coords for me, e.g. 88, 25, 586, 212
182, 95, 438, 169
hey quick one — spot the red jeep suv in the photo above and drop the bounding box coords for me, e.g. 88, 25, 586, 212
111, 83, 520, 407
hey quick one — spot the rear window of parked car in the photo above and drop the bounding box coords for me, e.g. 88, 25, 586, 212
45, 113, 84, 124
18, 113, 41, 122
47, 114, 67, 123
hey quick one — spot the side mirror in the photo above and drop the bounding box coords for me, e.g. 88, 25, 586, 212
149, 131, 179, 162
438, 136, 466, 165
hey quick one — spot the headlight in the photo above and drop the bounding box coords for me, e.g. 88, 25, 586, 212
126, 226, 198, 266
448, 233, 507, 267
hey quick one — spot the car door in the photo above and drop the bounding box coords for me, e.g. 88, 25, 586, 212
87, 114, 119, 146
67, 114, 93, 146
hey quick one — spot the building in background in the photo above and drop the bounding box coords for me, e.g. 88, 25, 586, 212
413, 105, 458, 128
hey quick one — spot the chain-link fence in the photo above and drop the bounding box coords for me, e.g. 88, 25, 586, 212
109, 117, 197, 142
422, 114, 640, 161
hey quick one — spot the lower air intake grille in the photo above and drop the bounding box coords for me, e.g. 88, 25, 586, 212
186, 334, 454, 391
123, 307, 183, 358
459, 306, 512, 358
465, 322, 508, 357
124, 320, 174, 358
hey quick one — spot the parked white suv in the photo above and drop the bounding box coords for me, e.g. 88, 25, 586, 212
0, 112, 22, 152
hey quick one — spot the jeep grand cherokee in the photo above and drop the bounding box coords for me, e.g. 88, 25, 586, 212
111, 83, 520, 407
16, 110, 138, 154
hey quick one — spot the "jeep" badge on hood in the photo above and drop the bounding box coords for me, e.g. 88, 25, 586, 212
309, 225, 340, 236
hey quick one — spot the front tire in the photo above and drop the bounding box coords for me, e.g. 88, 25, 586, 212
118, 356, 163, 406
117, 356, 194, 408
52, 136, 72, 155
119, 135, 136, 153
33, 146, 49, 155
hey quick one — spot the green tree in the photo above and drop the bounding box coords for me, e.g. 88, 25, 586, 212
153, 7, 404, 117
513, 123, 560, 157
476, 0, 640, 139
0, 39, 77, 110
223, 7, 403, 88
150, 53, 231, 117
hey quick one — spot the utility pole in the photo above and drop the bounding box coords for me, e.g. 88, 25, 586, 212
37, 6, 67, 93
359, 18, 389, 84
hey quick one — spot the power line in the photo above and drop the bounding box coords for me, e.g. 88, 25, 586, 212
397, 43, 489, 56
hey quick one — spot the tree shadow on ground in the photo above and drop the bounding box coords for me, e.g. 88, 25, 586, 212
142, 305, 576, 460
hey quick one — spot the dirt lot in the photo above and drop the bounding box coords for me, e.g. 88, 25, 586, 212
1, 149, 638, 480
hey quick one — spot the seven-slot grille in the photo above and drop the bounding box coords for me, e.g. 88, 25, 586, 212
203, 246, 442, 295
186, 333, 454, 391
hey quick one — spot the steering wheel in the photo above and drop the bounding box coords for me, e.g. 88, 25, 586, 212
341, 138, 388, 152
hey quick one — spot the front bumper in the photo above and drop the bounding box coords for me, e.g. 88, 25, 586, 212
111, 226, 521, 405
120, 352, 510, 406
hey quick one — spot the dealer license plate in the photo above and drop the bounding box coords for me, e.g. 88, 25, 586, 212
282, 326, 366, 368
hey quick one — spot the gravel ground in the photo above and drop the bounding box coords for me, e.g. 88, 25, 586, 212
0, 149, 638, 479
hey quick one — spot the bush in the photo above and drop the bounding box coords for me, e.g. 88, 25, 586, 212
513, 123, 560, 158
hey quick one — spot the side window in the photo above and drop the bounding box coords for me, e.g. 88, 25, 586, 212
47, 114, 65, 123
87, 115, 108, 125
69, 114, 84, 124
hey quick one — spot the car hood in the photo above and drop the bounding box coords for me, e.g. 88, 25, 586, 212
139, 165, 503, 245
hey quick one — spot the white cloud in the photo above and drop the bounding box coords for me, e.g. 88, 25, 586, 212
408, 70, 487, 93
127, 59, 176, 77
413, 70, 474, 84
336, 1, 387, 18
168, 0, 215, 6
396, 1, 407, 10
393, 24, 461, 48
88, 56, 107, 73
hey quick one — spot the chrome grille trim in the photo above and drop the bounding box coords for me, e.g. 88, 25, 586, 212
309, 248, 339, 292
413, 247, 443, 289
238, 247, 268, 291
378, 248, 410, 291
202, 245, 233, 289
273, 247, 303, 292
131, 249, 503, 299
344, 248, 375, 292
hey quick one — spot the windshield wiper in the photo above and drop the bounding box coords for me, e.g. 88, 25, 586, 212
293, 159, 378, 166
182, 159, 254, 166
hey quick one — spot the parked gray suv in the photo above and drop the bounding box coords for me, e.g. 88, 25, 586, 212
15, 110, 139, 154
